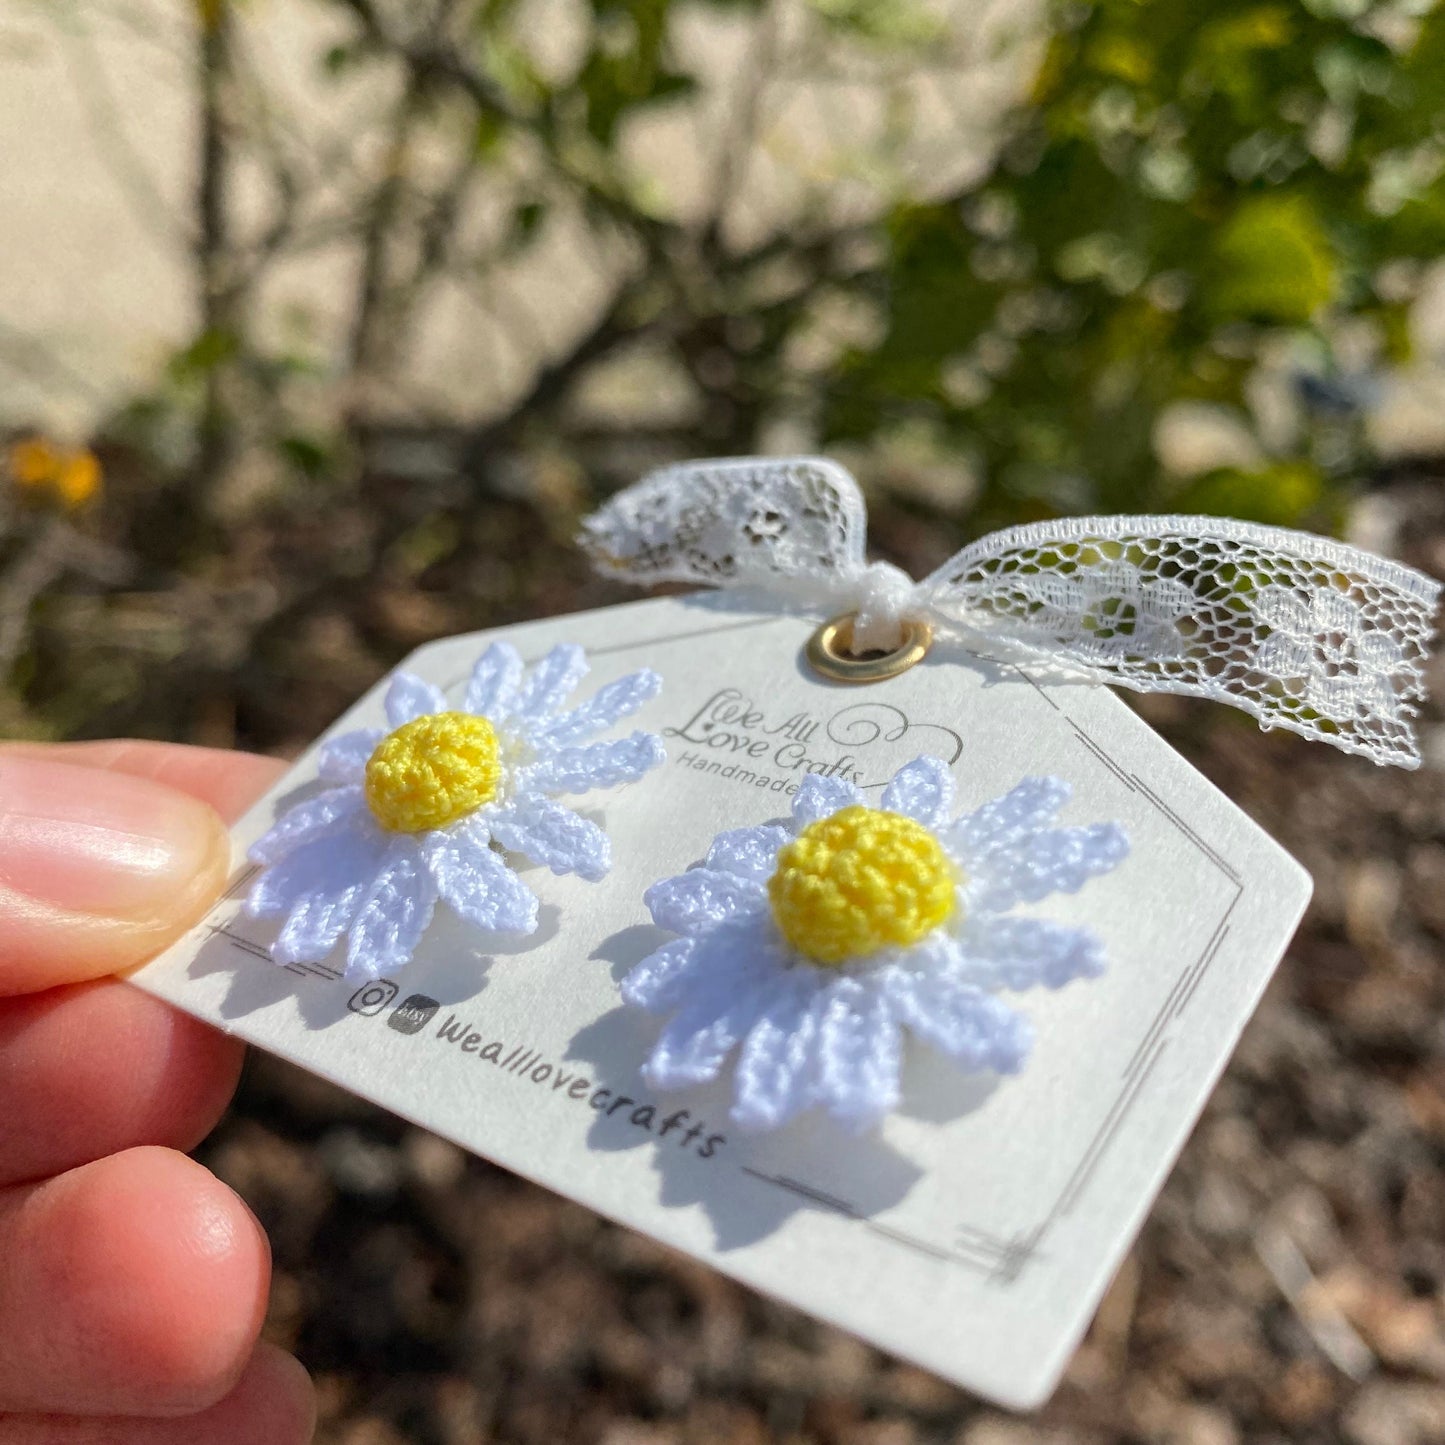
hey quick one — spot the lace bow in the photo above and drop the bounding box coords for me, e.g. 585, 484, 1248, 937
581, 456, 1442, 770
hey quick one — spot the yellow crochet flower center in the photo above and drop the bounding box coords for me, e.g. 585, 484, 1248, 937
767, 805, 958, 965
364, 712, 502, 833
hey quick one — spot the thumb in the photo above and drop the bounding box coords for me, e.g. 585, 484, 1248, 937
0, 752, 233, 996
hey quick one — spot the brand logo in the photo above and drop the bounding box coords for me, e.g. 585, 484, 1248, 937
388, 993, 440, 1035
664, 688, 961, 787
348, 979, 399, 1016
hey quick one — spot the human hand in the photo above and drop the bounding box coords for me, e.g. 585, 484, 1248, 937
0, 741, 315, 1444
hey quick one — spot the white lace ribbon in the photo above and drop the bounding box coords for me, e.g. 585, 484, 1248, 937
581, 456, 1442, 769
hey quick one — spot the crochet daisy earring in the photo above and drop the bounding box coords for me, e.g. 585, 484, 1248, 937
246, 641, 664, 980
621, 757, 1127, 1133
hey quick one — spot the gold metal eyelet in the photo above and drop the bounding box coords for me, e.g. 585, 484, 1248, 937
804, 613, 933, 684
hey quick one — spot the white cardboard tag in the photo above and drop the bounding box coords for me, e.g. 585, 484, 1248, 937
128, 594, 1312, 1409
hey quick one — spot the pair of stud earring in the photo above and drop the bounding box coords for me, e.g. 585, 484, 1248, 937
247, 641, 1128, 1132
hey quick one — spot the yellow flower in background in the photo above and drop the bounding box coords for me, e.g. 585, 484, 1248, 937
194, 0, 228, 33
8, 437, 102, 510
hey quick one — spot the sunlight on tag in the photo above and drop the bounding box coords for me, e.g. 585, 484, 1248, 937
128, 594, 1312, 1409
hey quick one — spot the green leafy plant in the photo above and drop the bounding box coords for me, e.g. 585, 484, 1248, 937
5, 0, 1445, 740
825, 0, 1445, 529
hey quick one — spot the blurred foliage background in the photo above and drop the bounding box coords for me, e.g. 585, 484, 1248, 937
3, 0, 1445, 748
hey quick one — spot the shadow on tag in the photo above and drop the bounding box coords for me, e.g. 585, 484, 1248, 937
568, 922, 1002, 1250
183, 893, 555, 1028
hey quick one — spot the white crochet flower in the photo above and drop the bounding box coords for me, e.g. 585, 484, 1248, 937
1255, 585, 1406, 722
622, 758, 1128, 1133
1018, 562, 1195, 661
246, 641, 664, 980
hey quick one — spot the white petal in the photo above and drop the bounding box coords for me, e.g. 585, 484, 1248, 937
704, 824, 790, 882
644, 867, 766, 935
1356, 630, 1405, 674
1141, 575, 1196, 622
811, 976, 902, 1131
730, 971, 827, 1131
1014, 571, 1083, 617
792, 773, 864, 824
1254, 586, 1311, 632
1359, 670, 1403, 722
385, 672, 446, 728
247, 852, 310, 919
881, 969, 1032, 1074
880, 756, 954, 826
956, 916, 1106, 990
623, 916, 773, 1013
267, 829, 390, 964
1082, 560, 1141, 607
246, 822, 379, 918
644, 962, 807, 1093
346, 840, 437, 980
515, 643, 588, 718
248, 787, 365, 865
465, 641, 524, 718
620, 938, 700, 1012
275, 889, 366, 965
536, 669, 662, 747
946, 775, 1071, 856
1255, 630, 1312, 683
488, 798, 611, 880
1305, 672, 1359, 722
1311, 587, 1360, 636
526, 733, 664, 793
421, 829, 538, 934
318, 728, 383, 784
968, 821, 1129, 912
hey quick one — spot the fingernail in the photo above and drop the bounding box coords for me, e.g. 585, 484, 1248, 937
0, 756, 226, 918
